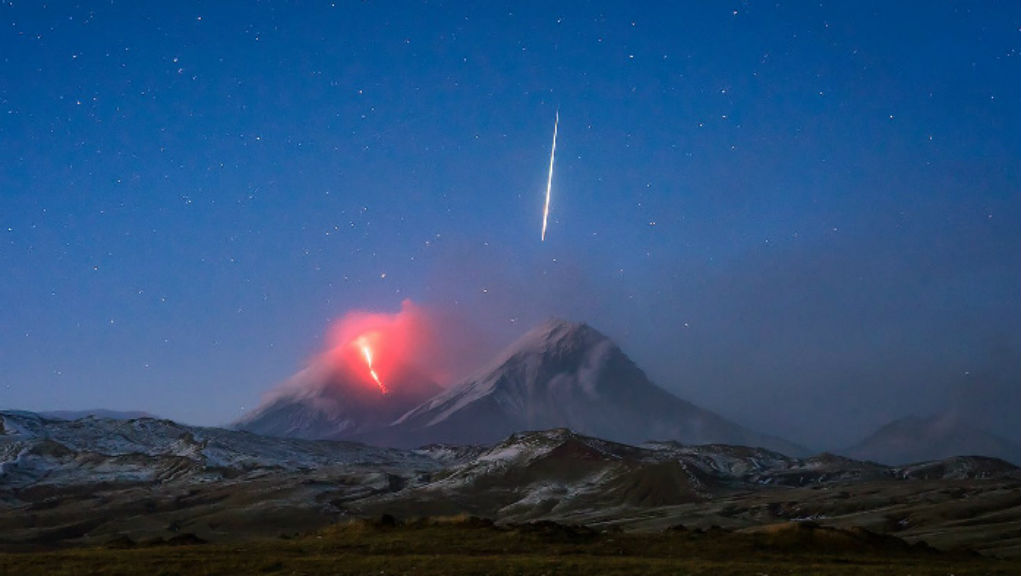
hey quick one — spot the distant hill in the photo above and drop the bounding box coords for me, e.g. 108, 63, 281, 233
843, 412, 1020, 465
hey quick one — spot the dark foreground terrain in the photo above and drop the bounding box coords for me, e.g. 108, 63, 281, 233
1, 516, 1016, 576
2, 410, 1019, 574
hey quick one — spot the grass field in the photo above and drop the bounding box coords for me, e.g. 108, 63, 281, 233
0, 516, 1015, 576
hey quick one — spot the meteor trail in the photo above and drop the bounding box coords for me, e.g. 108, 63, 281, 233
541, 110, 558, 242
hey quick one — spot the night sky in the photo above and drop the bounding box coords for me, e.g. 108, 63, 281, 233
2, 2, 1018, 449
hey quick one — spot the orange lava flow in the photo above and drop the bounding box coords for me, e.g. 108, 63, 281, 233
357, 338, 387, 395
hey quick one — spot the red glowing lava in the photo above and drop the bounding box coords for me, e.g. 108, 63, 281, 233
355, 335, 387, 394
321, 300, 436, 395
309, 299, 492, 398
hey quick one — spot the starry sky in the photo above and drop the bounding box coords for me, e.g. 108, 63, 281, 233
2, 2, 1018, 449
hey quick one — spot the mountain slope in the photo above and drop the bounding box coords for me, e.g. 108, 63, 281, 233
378, 319, 804, 455
844, 413, 1020, 465
235, 359, 440, 440
0, 410, 439, 491
0, 410, 445, 545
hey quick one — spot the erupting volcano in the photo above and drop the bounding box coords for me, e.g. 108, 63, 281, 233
235, 301, 442, 440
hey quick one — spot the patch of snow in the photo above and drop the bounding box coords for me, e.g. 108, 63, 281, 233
477, 444, 525, 463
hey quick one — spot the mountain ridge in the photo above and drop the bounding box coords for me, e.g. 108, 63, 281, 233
2, 409, 1017, 555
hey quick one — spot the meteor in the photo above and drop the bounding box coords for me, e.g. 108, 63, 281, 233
541, 110, 559, 242
356, 336, 387, 394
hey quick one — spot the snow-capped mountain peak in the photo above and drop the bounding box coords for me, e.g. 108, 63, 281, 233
379, 319, 805, 454
394, 319, 612, 428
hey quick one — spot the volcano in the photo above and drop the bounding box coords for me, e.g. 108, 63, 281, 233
235, 357, 440, 440
370, 319, 805, 455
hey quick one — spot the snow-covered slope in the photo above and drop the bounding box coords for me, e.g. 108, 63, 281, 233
0, 410, 438, 491
843, 413, 1020, 466
379, 319, 804, 455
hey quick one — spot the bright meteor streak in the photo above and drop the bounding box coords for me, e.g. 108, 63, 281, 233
541, 110, 558, 242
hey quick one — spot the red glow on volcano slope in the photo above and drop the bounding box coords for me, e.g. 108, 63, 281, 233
322, 300, 439, 396
355, 334, 387, 394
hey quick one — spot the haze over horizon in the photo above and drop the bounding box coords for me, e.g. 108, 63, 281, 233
2, 2, 1018, 450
